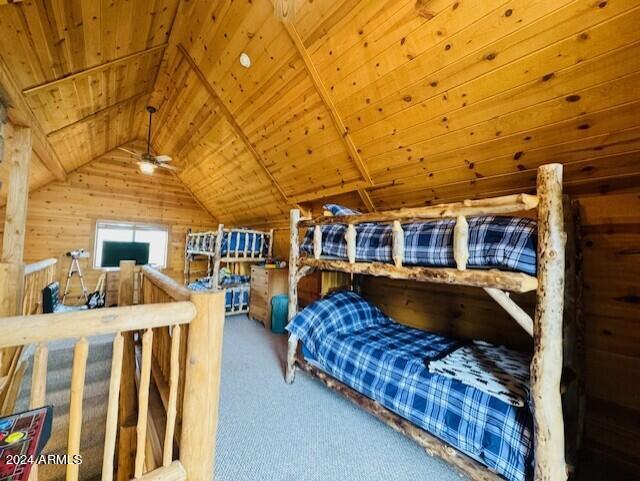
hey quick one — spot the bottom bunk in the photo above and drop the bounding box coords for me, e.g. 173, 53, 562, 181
287, 290, 534, 481
188, 275, 250, 315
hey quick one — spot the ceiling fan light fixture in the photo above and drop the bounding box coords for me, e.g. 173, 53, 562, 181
138, 161, 156, 175
239, 52, 251, 68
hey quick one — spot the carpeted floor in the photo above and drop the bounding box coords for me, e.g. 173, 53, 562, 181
215, 316, 465, 481
15, 316, 466, 481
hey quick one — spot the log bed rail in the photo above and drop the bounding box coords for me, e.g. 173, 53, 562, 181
0, 261, 225, 481
286, 164, 583, 481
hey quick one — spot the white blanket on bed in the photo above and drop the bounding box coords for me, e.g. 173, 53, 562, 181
428, 341, 530, 407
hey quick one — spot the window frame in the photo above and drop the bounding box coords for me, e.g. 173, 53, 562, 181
93, 220, 169, 269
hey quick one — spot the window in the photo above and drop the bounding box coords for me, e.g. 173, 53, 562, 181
94, 221, 169, 268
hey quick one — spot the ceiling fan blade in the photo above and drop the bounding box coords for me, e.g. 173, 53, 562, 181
158, 163, 181, 172
154, 154, 172, 163
118, 146, 142, 157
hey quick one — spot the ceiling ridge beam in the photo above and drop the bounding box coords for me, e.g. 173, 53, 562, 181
22, 43, 168, 95
282, 22, 376, 211
46, 90, 153, 138
176, 43, 290, 205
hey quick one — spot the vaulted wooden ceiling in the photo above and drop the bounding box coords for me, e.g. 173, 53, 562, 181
1, 0, 639, 226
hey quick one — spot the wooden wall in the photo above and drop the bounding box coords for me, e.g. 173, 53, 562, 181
269, 187, 640, 478
0, 150, 216, 300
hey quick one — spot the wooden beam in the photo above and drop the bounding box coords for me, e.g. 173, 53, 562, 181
282, 23, 375, 210
46, 90, 152, 138
1, 125, 31, 263
0, 56, 66, 180
22, 44, 168, 95
299, 257, 539, 293
531, 163, 566, 481
176, 43, 289, 205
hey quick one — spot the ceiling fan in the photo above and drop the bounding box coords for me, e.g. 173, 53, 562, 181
118, 106, 179, 175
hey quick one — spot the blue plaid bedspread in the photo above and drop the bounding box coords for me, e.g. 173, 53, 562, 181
288, 291, 533, 481
187, 280, 249, 311
222, 231, 269, 257
300, 215, 537, 275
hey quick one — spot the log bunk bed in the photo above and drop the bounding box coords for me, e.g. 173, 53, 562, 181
285, 164, 584, 481
184, 225, 273, 314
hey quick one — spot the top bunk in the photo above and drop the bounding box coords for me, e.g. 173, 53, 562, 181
290, 164, 566, 296
185, 225, 274, 261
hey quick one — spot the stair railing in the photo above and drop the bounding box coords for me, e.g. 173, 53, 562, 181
0, 269, 225, 481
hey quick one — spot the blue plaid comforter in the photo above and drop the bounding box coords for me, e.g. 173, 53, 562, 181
300, 215, 537, 275
288, 291, 533, 481
222, 231, 269, 257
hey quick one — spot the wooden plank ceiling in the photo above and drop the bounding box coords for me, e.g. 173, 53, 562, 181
0, 0, 179, 201
1, 0, 639, 225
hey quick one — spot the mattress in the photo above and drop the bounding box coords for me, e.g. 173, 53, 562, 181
187, 280, 250, 312
300, 213, 537, 275
288, 291, 533, 481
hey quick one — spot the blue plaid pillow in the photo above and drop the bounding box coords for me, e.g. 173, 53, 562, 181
287, 290, 391, 358
323, 204, 361, 216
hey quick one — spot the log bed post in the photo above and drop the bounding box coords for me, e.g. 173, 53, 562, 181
212, 224, 224, 288
286, 209, 301, 384
392, 220, 404, 268
453, 215, 469, 271
532, 163, 567, 481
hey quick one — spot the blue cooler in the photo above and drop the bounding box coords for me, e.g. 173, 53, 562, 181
270, 295, 289, 334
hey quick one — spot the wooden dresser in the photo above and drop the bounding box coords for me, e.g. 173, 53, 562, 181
249, 266, 288, 330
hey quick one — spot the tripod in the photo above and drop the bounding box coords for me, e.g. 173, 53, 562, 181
62, 250, 89, 304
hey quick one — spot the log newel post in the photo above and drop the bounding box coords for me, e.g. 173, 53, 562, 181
392, 220, 404, 268
453, 215, 469, 271
286, 209, 301, 384
180, 291, 225, 481
532, 163, 567, 481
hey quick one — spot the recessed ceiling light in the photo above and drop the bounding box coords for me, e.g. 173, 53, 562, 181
239, 52, 251, 68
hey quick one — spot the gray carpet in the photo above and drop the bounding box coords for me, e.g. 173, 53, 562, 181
14, 317, 467, 481
216, 316, 466, 481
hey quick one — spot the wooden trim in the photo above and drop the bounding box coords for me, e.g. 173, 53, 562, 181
298, 193, 539, 227
531, 164, 567, 481
177, 43, 289, 204
296, 357, 503, 481
45, 90, 152, 138
0, 302, 196, 348
299, 257, 538, 293
22, 44, 167, 95
288, 180, 370, 204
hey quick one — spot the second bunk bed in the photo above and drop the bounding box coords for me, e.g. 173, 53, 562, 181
184, 225, 273, 314
285, 164, 584, 481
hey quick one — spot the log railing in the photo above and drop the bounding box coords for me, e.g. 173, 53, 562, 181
0, 263, 225, 481
0, 257, 57, 415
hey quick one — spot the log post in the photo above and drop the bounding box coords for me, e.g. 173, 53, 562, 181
453, 215, 469, 271
117, 260, 137, 481
286, 210, 300, 384
531, 164, 567, 481
346, 224, 356, 264
268, 228, 274, 257
392, 220, 404, 268
180, 291, 225, 481
212, 224, 224, 287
